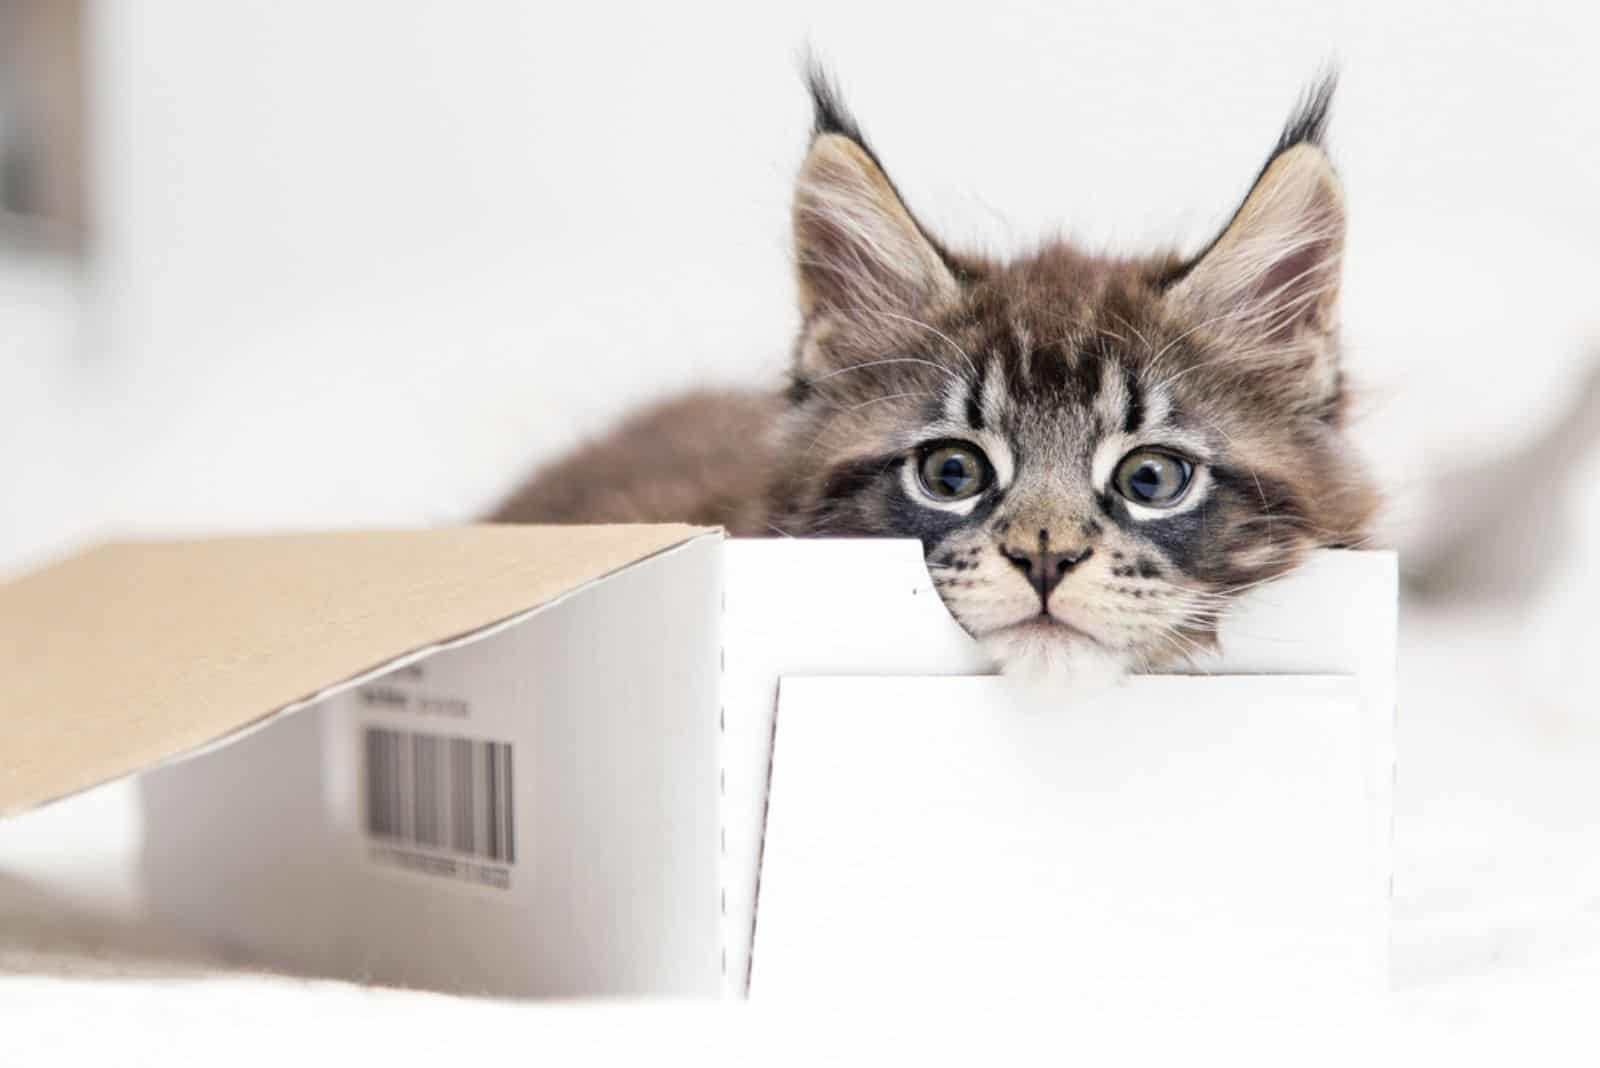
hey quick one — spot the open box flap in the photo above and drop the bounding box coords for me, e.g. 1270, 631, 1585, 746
0, 524, 712, 815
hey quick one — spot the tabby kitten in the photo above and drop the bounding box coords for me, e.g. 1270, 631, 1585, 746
495, 69, 1378, 679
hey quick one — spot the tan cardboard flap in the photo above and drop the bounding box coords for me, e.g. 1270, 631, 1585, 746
0, 524, 711, 814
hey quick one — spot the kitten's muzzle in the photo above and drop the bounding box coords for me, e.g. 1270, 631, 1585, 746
1001, 540, 1094, 603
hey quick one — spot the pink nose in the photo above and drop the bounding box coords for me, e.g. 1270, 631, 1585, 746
1002, 543, 1093, 600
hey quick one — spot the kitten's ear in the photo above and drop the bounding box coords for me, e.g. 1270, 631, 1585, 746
1171, 144, 1345, 343
1168, 80, 1345, 404
792, 78, 957, 321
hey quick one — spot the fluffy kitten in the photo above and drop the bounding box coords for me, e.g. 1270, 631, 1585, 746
494, 69, 1378, 679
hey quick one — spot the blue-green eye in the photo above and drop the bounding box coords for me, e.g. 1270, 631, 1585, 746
1114, 449, 1194, 507
918, 442, 990, 501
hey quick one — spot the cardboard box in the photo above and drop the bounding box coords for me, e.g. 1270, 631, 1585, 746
0, 526, 1395, 998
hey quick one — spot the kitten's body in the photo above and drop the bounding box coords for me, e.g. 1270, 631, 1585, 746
493, 389, 779, 535
496, 70, 1377, 678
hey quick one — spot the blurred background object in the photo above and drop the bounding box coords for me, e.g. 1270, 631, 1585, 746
0, 0, 85, 249
1, 0, 1598, 997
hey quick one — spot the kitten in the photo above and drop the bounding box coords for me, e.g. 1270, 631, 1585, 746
494, 68, 1378, 679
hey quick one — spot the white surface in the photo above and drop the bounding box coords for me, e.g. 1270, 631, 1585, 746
0, 981, 1591, 1066
757, 675, 1379, 999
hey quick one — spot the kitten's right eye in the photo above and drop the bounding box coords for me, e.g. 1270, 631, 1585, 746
917, 442, 991, 501
1113, 448, 1194, 507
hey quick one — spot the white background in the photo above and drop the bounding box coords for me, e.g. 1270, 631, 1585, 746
2, 0, 1597, 561
3, 0, 1600, 1039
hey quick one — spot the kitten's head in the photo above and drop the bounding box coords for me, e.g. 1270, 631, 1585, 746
767, 69, 1378, 680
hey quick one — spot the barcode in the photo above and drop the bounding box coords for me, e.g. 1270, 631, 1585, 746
363, 727, 516, 865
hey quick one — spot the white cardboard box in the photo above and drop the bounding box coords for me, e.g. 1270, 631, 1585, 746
758, 675, 1377, 999
0, 526, 1395, 999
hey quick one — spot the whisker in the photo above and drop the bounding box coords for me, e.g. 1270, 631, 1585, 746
875, 311, 981, 381
809, 355, 963, 386
844, 390, 935, 413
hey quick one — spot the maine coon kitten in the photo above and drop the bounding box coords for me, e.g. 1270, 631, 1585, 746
494, 69, 1378, 679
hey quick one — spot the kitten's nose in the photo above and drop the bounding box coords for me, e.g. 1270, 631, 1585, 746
1002, 539, 1094, 601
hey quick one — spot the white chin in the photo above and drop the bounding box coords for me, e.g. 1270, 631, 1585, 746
979, 625, 1130, 704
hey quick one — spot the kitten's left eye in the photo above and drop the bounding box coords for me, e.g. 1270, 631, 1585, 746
917, 442, 991, 501
1114, 449, 1194, 507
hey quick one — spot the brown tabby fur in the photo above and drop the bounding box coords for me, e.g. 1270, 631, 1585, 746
494, 68, 1378, 676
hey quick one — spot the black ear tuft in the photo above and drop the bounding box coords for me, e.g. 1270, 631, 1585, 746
1158, 68, 1340, 293
803, 54, 873, 150
1272, 68, 1337, 159
792, 52, 970, 318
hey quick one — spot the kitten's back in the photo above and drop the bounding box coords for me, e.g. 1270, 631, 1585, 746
490, 388, 779, 535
